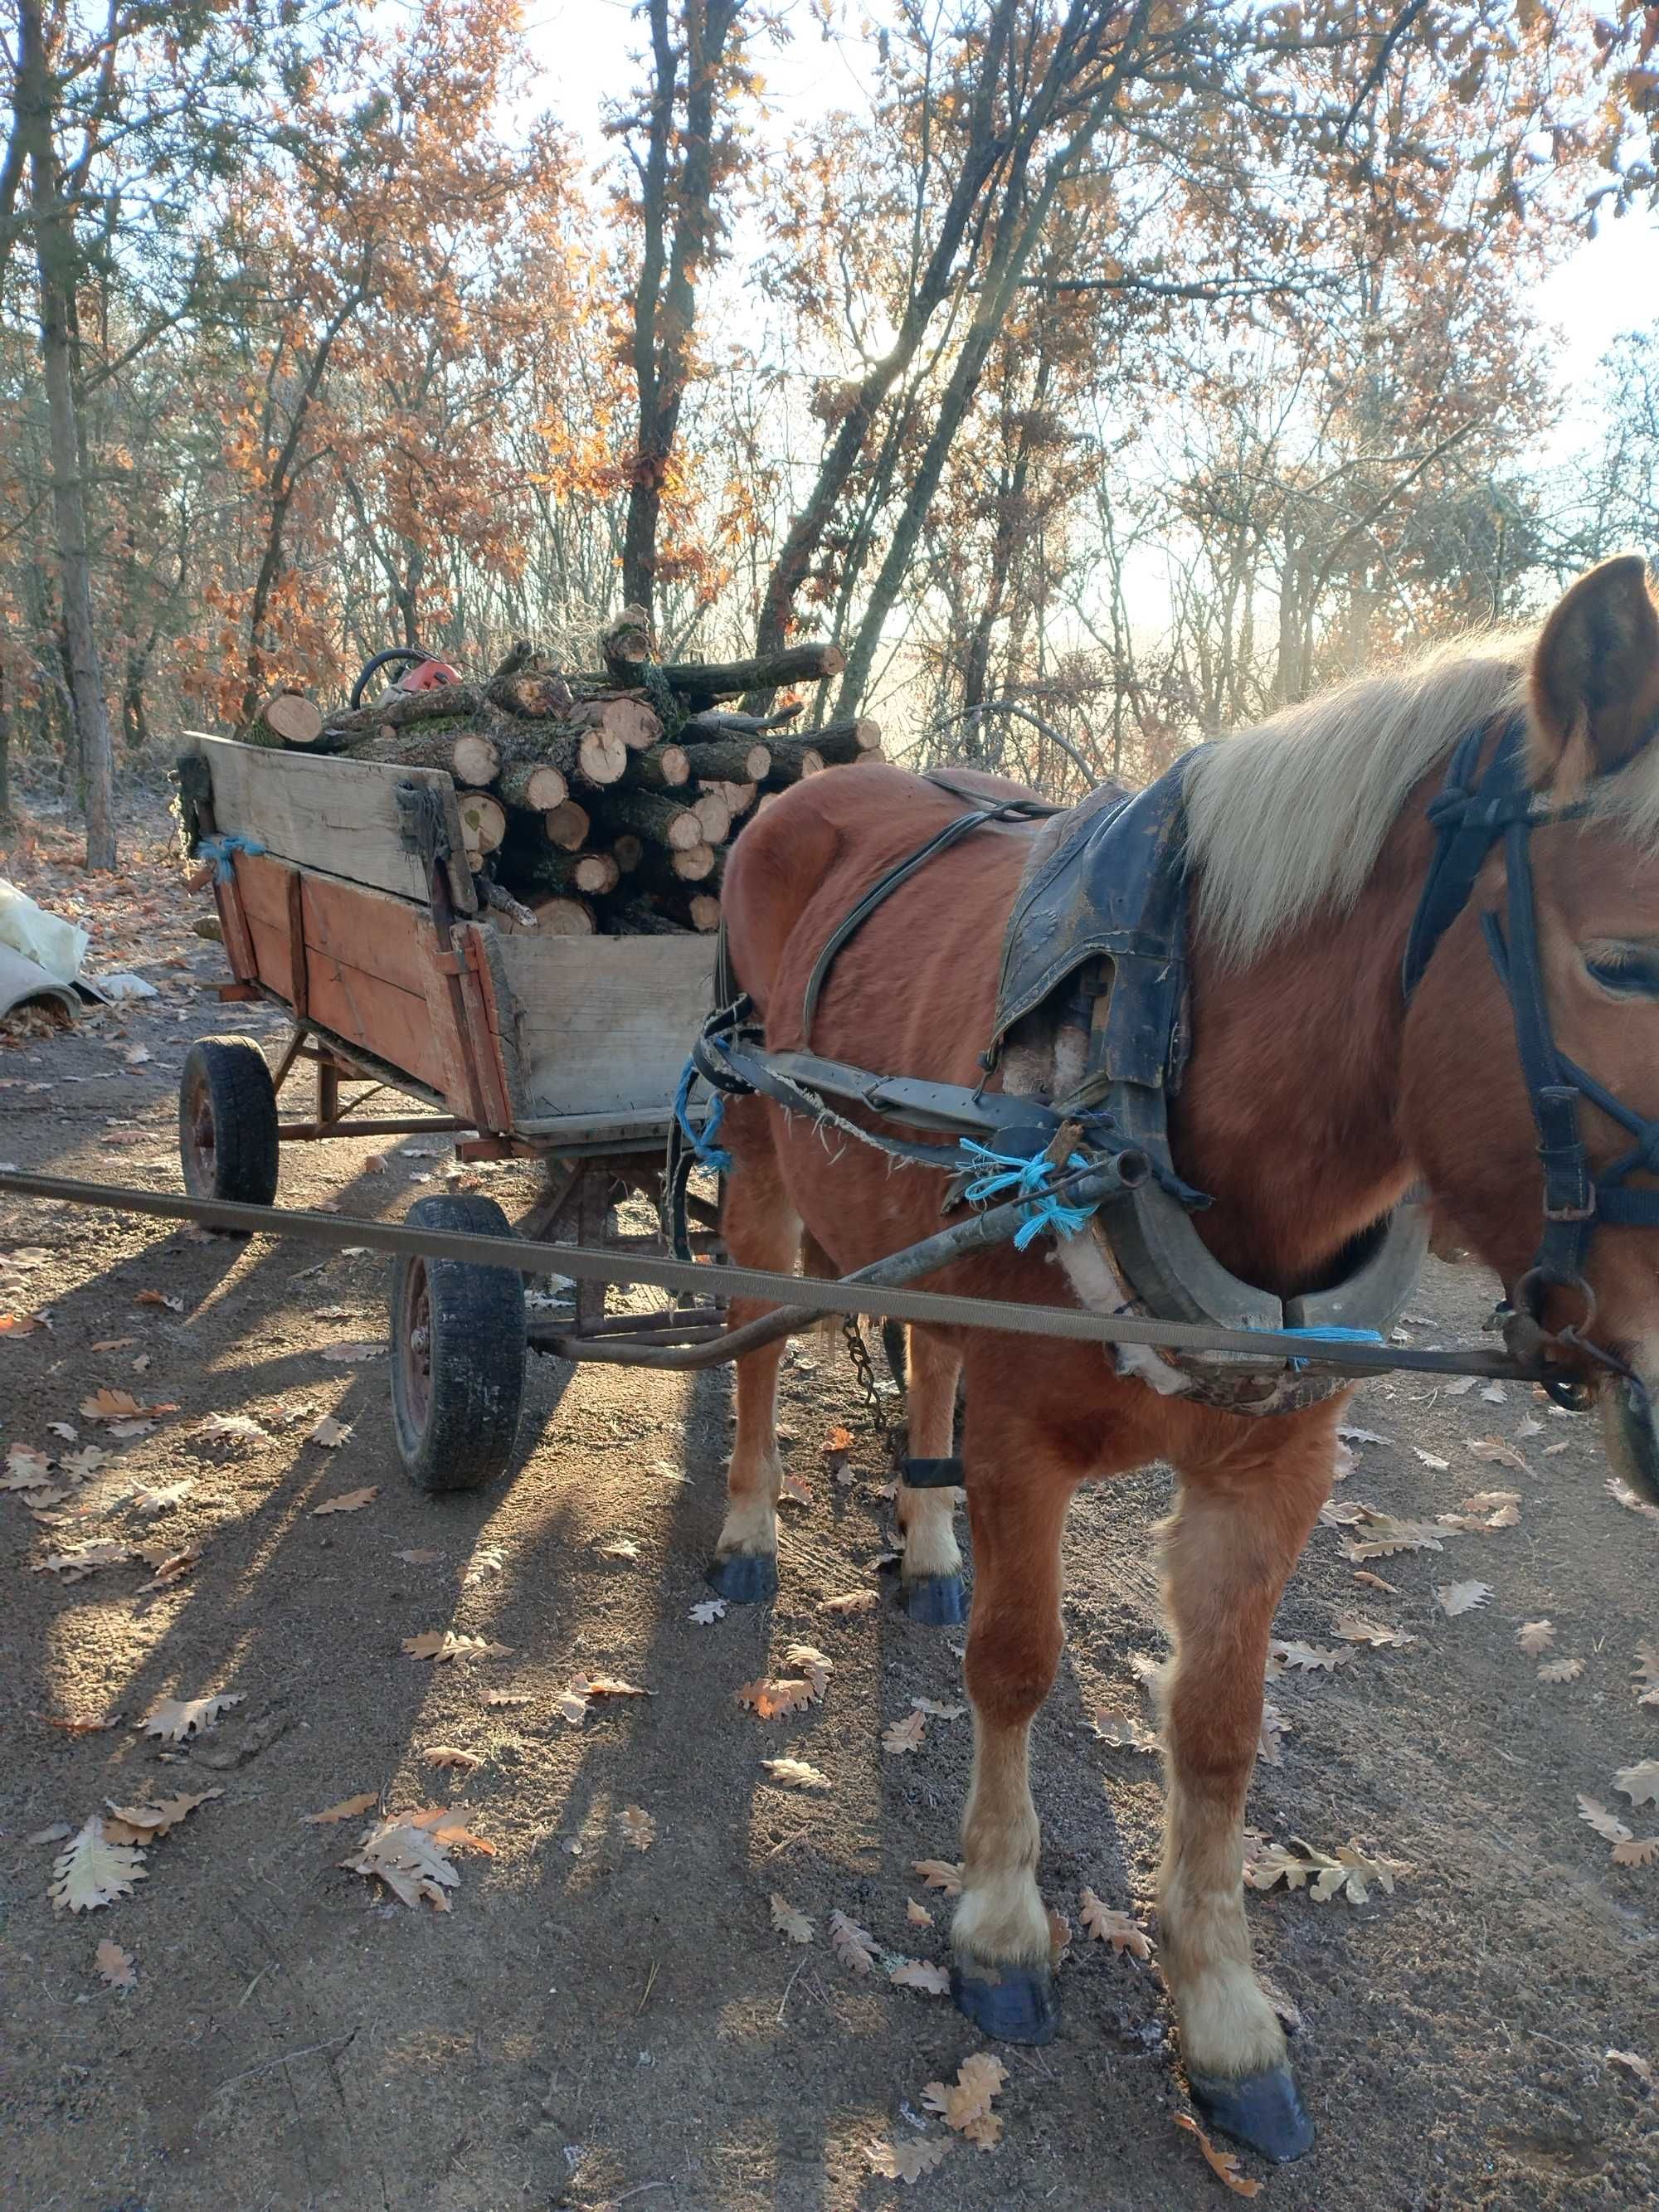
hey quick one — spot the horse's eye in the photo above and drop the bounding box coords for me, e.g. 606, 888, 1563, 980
1588, 947, 1659, 996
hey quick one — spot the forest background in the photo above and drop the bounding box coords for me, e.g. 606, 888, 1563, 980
4, 0, 1659, 868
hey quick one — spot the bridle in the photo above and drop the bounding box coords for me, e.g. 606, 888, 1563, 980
1403, 712, 1659, 1398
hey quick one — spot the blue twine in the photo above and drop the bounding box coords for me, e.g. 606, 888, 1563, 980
958, 1139, 1097, 1250
1273, 1321, 1385, 1373
674, 1053, 732, 1174
197, 832, 266, 882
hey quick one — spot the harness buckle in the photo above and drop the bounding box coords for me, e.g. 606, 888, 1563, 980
1543, 1194, 1597, 1223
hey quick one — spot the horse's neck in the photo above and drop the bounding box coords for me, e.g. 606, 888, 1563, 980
1173, 781, 1439, 1295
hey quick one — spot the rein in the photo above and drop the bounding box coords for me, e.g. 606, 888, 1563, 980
1404, 715, 1659, 1395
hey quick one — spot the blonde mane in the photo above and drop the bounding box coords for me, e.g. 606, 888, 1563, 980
1185, 633, 1533, 967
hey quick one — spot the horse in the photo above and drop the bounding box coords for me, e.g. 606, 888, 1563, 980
704, 555, 1659, 2165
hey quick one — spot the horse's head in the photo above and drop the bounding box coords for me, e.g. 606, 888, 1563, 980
1403, 556, 1659, 1491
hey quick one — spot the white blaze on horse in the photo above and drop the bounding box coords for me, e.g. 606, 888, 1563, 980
703, 556, 1659, 2162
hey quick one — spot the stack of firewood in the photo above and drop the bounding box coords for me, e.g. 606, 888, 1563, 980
240, 609, 881, 935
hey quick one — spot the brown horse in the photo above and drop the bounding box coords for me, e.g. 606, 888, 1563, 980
708, 557, 1659, 2162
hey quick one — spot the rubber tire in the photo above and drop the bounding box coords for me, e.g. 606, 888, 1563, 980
178, 1036, 280, 1205
391, 1194, 527, 1493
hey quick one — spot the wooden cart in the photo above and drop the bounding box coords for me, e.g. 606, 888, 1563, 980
176, 733, 722, 1489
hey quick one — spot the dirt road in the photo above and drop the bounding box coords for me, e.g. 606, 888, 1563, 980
2, 813, 1657, 2211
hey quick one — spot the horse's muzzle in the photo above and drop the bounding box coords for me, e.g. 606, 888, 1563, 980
1598, 1371, 1659, 1508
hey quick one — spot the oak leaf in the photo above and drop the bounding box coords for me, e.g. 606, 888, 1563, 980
313, 1486, 377, 1515
688, 1597, 727, 1624
922, 2052, 1008, 2142
820, 1588, 878, 1614
1174, 2113, 1262, 2197
1093, 1708, 1159, 1751
50, 1818, 148, 1913
779, 1467, 815, 1508
1244, 1835, 1402, 1903
90, 1337, 136, 1353
402, 1631, 512, 1663
1258, 1701, 1290, 1767
1578, 1793, 1632, 1845
783, 1642, 834, 1700
1468, 1437, 1529, 1473
135, 1290, 183, 1312
907, 1897, 934, 1928
620, 1805, 656, 1851
911, 1859, 962, 1895
134, 1480, 194, 1514
769, 1892, 814, 1943
139, 1544, 200, 1590
599, 1538, 640, 1562
1351, 1568, 1399, 1594
484, 1689, 532, 1707
1267, 1639, 1351, 1674
1608, 2048, 1657, 2088
1332, 1613, 1416, 1649
1079, 1889, 1152, 1957
889, 1957, 951, 1995
1616, 1760, 1659, 1807
3, 1444, 52, 1485
36, 1709, 121, 1733
1610, 1835, 1659, 1866
95, 1938, 137, 1991
737, 1675, 813, 1719
423, 1746, 481, 1772
828, 1908, 878, 1974
343, 1816, 459, 1909
303, 1792, 378, 1826
393, 1548, 443, 1564
761, 1757, 830, 1789
1539, 1656, 1585, 1683
35, 1540, 134, 1582
402, 1807, 494, 1854
1516, 1619, 1556, 1655
911, 1695, 966, 1720
142, 1691, 244, 1742
308, 1414, 351, 1447
883, 1709, 927, 1754
1436, 1580, 1493, 1616
103, 1787, 221, 1842
865, 2137, 949, 2184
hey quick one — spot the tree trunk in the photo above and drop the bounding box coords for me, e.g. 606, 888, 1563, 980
18, 0, 115, 868
0, 654, 12, 824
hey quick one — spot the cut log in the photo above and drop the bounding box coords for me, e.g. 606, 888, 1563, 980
338, 726, 500, 786
495, 716, 627, 790
682, 705, 800, 739
611, 833, 645, 874
687, 894, 721, 932
621, 741, 690, 793
651, 641, 844, 707
606, 898, 693, 936
679, 737, 770, 782
669, 842, 718, 882
508, 846, 621, 897
690, 789, 732, 845
476, 876, 538, 929
457, 792, 507, 856
600, 605, 654, 683
496, 754, 569, 812
765, 717, 880, 776
322, 681, 482, 741
764, 746, 825, 788
542, 799, 591, 850
526, 893, 595, 936
489, 668, 575, 720
572, 695, 661, 752
239, 689, 324, 748
604, 789, 704, 852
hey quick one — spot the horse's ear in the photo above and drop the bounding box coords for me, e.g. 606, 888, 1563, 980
1530, 555, 1659, 785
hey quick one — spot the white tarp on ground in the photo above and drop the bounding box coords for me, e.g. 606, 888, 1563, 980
0, 878, 89, 1021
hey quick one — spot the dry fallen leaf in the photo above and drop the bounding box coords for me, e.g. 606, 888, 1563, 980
1611, 1835, 1659, 1866
1468, 1437, 1529, 1474
80, 1388, 171, 1423
402, 1631, 512, 1664
90, 1337, 137, 1354
1332, 1612, 1417, 1650
1093, 1709, 1160, 1751
1539, 1655, 1585, 1684
912, 1859, 963, 1896
779, 1467, 815, 1509
343, 1815, 459, 1910
556, 1684, 591, 1726
1437, 1580, 1493, 1617
103, 1787, 221, 1844
783, 1642, 834, 1700
302, 1792, 379, 1826
484, 1688, 533, 1708
423, 1746, 482, 1772
134, 1480, 195, 1515
820, 1588, 878, 1615
737, 1675, 814, 1720
1579, 1793, 1633, 1845
1607, 2047, 1657, 2089
50, 1818, 148, 1913
36, 1709, 121, 1735
1079, 1888, 1153, 1958
1243, 1834, 1403, 1904
139, 1544, 200, 1591
320, 1341, 386, 1363
135, 1289, 183, 1312
890, 1958, 951, 1995
1258, 1700, 1291, 1767
141, 1691, 245, 1742
1174, 2112, 1262, 2198
95, 1938, 137, 1991
1616, 1760, 1659, 1807
828, 1908, 878, 1975
599, 1538, 640, 1562
761, 1757, 830, 1790
921, 2051, 1008, 2150
308, 1415, 352, 1448
865, 2137, 950, 2184
911, 1695, 966, 1720
907, 1897, 934, 1928
197, 1411, 270, 1442
1268, 1639, 1352, 1674
769, 1892, 814, 1944
1609, 1475, 1659, 1524
620, 1805, 656, 1851
313, 1486, 377, 1516
883, 1709, 927, 1754
688, 1597, 727, 1625
393, 1548, 443, 1565
3, 1443, 53, 1486
1517, 1619, 1556, 1656
34, 1540, 134, 1582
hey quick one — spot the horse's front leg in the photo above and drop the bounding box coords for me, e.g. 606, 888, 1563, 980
950, 1405, 1075, 2043
707, 1101, 800, 1604
895, 1325, 966, 1624
1158, 1415, 1336, 2164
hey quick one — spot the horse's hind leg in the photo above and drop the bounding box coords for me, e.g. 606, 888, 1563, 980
706, 1099, 800, 1605
1156, 1418, 1335, 2164
895, 1325, 965, 1624
949, 1398, 1074, 2044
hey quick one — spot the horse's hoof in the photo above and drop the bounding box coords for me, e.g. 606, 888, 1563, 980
900, 1573, 966, 1626
1188, 2063, 1316, 2164
950, 1959, 1058, 2045
705, 1552, 777, 1605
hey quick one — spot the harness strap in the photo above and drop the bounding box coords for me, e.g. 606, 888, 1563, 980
902, 1456, 964, 1488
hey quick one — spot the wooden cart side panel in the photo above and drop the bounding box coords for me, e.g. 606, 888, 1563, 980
493, 936, 713, 1119
181, 732, 476, 914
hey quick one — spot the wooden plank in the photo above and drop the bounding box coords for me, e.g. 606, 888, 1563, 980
182, 733, 475, 913
243, 914, 294, 1004
305, 954, 454, 1099
493, 936, 713, 1120
285, 866, 309, 1022
300, 871, 433, 999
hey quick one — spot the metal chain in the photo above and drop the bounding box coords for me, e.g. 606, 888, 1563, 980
840, 1314, 891, 1442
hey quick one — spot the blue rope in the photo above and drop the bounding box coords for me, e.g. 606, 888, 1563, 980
674, 1053, 732, 1174
197, 832, 267, 882
1273, 1321, 1385, 1372
958, 1139, 1097, 1250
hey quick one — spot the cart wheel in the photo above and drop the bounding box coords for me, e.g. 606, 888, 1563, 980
178, 1037, 280, 1205
391, 1195, 527, 1493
